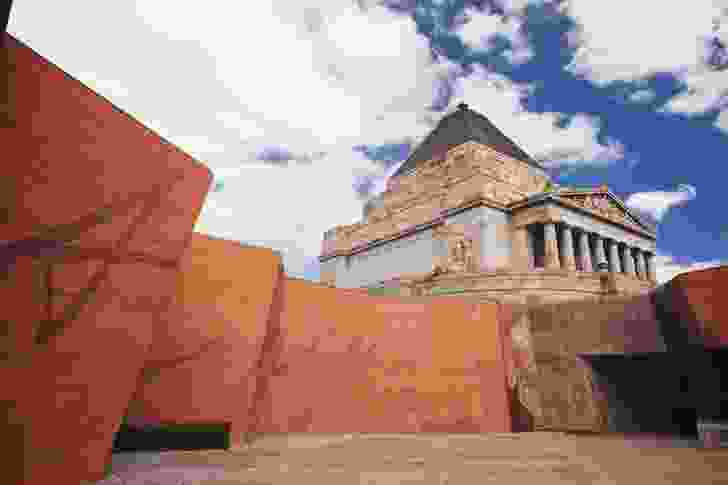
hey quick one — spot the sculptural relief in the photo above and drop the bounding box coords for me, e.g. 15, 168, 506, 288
449, 237, 475, 272
568, 194, 642, 230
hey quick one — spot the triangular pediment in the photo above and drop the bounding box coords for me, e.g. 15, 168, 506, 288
555, 191, 655, 234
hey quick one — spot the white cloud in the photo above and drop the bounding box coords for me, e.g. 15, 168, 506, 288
215, 112, 266, 140
562, 1, 728, 129
624, 184, 697, 222
455, 8, 533, 64
653, 252, 725, 284
563, 0, 720, 84
718, 108, 728, 131
447, 66, 623, 167
6, 0, 633, 280
661, 68, 728, 117
628, 89, 656, 104
194, 147, 375, 278
75, 72, 131, 100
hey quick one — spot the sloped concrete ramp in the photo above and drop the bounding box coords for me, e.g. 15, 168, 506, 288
102, 432, 727, 484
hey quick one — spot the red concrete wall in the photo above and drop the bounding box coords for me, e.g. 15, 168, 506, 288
131, 239, 513, 441
669, 266, 728, 348
1, 33, 212, 485
256, 280, 512, 433
127, 234, 283, 445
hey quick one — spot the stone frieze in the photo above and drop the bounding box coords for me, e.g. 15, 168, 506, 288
558, 194, 653, 235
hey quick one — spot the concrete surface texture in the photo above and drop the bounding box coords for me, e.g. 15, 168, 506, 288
656, 265, 728, 349
129, 238, 516, 443
1, 33, 212, 485
256, 280, 512, 435
100, 432, 728, 484
127, 234, 284, 442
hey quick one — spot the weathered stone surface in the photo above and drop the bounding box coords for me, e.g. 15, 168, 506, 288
406, 269, 654, 305
325, 141, 547, 256
501, 294, 667, 432
103, 433, 728, 485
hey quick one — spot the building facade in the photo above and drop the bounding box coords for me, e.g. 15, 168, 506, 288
319, 103, 657, 303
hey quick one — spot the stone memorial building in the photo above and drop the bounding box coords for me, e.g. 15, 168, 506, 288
319, 103, 658, 303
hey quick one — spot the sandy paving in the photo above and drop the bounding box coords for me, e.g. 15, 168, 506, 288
102, 433, 727, 484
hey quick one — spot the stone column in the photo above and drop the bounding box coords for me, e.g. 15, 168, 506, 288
578, 230, 592, 272
622, 245, 636, 276
645, 252, 657, 283
543, 222, 561, 269
607, 239, 621, 274
635, 249, 646, 280
593, 234, 606, 270
559, 224, 576, 271
511, 226, 531, 271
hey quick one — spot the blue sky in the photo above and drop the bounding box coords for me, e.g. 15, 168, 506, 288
9, 0, 727, 282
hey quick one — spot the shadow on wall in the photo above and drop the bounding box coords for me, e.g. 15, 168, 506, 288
112, 422, 231, 453
583, 353, 698, 436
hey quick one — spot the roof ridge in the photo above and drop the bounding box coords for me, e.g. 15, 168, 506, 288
392, 103, 546, 178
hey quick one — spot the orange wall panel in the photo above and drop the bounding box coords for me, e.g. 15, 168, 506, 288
129, 235, 283, 445
256, 279, 512, 433
1, 33, 212, 485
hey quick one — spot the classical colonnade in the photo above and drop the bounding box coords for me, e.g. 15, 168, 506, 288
516, 222, 657, 283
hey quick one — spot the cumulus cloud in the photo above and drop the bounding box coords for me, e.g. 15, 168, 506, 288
194, 147, 378, 278
455, 7, 534, 64
624, 184, 697, 222
446, 65, 624, 168
562, 1, 728, 129
652, 252, 725, 284
563, 0, 720, 83
628, 89, 657, 104
8, 0, 634, 279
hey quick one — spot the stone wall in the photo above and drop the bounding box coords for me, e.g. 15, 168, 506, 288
326, 205, 513, 289
335, 227, 437, 288
411, 269, 654, 304
322, 140, 549, 259
501, 294, 667, 432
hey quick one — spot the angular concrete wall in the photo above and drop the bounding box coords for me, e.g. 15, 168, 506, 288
256, 280, 512, 433
129, 239, 514, 441
1, 34, 212, 485
654, 266, 728, 349
127, 234, 284, 446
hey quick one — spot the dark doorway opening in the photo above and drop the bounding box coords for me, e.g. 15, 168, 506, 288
112, 422, 231, 453
583, 353, 699, 437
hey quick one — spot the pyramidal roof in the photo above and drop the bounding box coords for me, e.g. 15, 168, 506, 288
393, 103, 545, 177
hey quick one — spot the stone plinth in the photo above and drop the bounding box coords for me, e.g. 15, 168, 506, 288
405, 269, 655, 305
